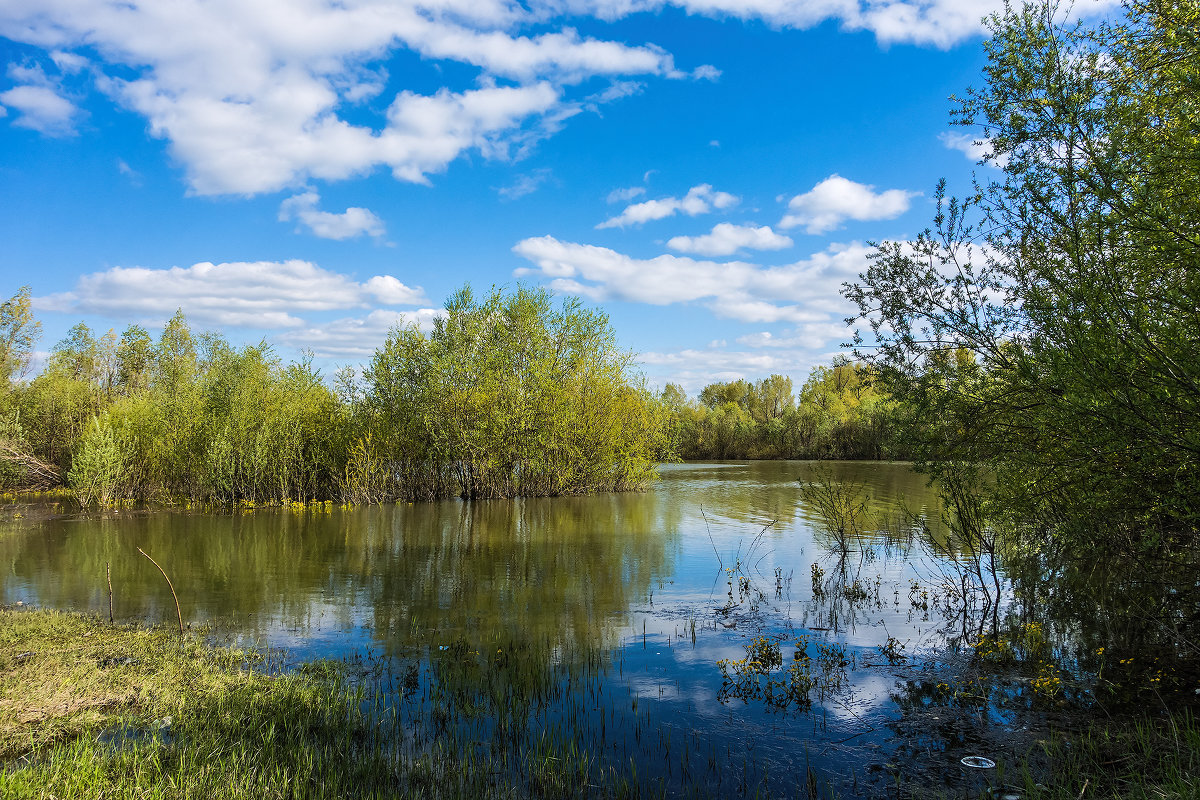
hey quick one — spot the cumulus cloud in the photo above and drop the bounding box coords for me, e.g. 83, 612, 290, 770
939, 131, 1009, 168
640, 346, 797, 390
277, 308, 443, 358
537, 0, 1119, 48
667, 223, 792, 257
513, 234, 870, 323
49, 50, 88, 73
0, 85, 77, 135
279, 190, 386, 240
0, 63, 81, 136
736, 325, 852, 349
0, 1, 713, 196
780, 174, 918, 234
36, 260, 427, 328
637, 342, 850, 394
0, 0, 1120, 194
596, 184, 738, 229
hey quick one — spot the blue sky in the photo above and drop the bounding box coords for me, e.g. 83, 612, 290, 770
0, 0, 1113, 392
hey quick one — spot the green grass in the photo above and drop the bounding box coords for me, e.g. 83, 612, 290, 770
9, 606, 1197, 799
1008, 713, 1200, 800
0, 607, 654, 799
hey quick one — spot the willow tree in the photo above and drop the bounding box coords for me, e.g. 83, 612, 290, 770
845, 0, 1200, 652
357, 285, 666, 501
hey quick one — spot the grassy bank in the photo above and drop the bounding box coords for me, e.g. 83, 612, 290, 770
0, 607, 645, 800
5, 606, 1199, 799
1009, 716, 1200, 800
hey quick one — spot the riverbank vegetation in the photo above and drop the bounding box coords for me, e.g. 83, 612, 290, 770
0, 606, 662, 800
1, 279, 909, 505
659, 360, 905, 461
846, 0, 1200, 682
0, 285, 668, 505
5, 605, 1200, 800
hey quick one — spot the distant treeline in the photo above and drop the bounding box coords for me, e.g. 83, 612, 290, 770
0, 284, 905, 506
659, 361, 906, 461
0, 285, 667, 505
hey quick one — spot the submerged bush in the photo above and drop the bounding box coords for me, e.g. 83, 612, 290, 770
359, 285, 667, 501
6, 284, 668, 505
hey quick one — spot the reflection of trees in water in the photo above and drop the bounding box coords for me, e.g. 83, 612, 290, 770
1, 491, 680, 656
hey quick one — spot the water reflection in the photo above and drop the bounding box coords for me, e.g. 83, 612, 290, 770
3, 461, 978, 797
1, 490, 685, 657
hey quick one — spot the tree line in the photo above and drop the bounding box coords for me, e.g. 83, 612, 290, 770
0, 281, 914, 505
0, 286, 670, 504
658, 360, 907, 461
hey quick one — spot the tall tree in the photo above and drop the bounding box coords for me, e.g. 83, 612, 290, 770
0, 287, 41, 386
845, 0, 1200, 646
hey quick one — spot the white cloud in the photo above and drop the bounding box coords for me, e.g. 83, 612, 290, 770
0, 1, 708, 196
412, 25, 675, 83
363, 275, 426, 305
498, 168, 552, 199
939, 131, 1009, 168
596, 183, 738, 229
538, 0, 1119, 48
116, 158, 143, 186
780, 174, 918, 234
606, 186, 646, 204
513, 235, 870, 324
668, 223, 792, 257
277, 308, 443, 358
736, 325, 851, 349
638, 345, 841, 394
0, 0, 1122, 195
35, 260, 427, 328
0, 84, 78, 135
279, 190, 386, 240
0, 63, 81, 136
49, 50, 88, 73
109, 76, 564, 195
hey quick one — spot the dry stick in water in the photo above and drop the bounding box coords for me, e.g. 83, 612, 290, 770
137, 547, 184, 639
107, 561, 114, 625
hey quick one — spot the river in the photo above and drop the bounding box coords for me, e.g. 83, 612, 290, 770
3, 461, 1041, 797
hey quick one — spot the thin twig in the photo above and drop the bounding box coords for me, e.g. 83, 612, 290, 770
106, 562, 113, 626
137, 547, 183, 639
701, 506, 723, 569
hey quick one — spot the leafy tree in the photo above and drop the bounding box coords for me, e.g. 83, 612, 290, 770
845, 0, 1200, 653
0, 286, 40, 386
361, 285, 666, 500
115, 325, 154, 396
754, 374, 794, 421
664, 361, 898, 460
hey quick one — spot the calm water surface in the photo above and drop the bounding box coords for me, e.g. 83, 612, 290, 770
4, 461, 1023, 797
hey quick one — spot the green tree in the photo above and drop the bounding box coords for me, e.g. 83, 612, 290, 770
0, 286, 41, 386
361, 285, 665, 501
845, 0, 1200, 654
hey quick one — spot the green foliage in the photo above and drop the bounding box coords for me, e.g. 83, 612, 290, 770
67, 413, 128, 505
359, 285, 665, 500
1, 284, 665, 505
664, 360, 902, 460
845, 0, 1200, 663
0, 286, 40, 386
